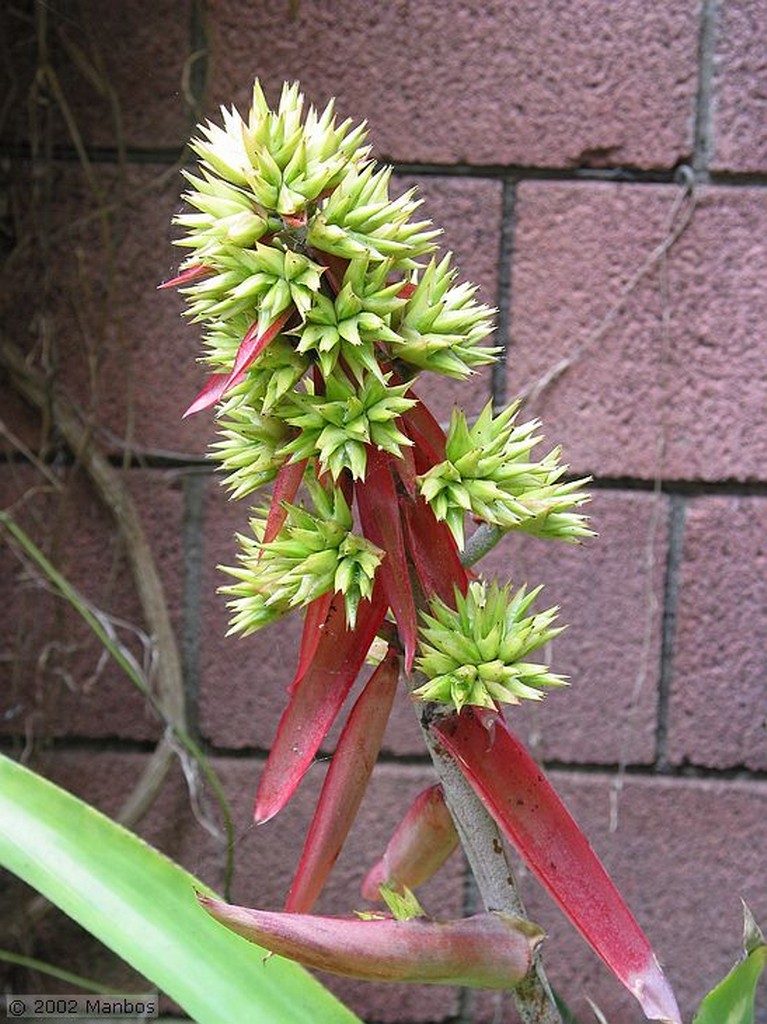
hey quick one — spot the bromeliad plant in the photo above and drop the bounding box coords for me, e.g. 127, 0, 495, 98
163, 81, 680, 1022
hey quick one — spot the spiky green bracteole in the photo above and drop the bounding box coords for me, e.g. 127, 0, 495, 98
419, 402, 593, 550
414, 581, 567, 712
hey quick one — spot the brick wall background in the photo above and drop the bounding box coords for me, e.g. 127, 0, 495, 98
1, 2, 766, 1022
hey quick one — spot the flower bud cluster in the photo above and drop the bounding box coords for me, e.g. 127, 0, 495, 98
168, 79, 586, 685
419, 401, 593, 549
414, 580, 567, 712
221, 484, 382, 632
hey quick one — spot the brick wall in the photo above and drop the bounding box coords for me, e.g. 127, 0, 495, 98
1, 2, 766, 1021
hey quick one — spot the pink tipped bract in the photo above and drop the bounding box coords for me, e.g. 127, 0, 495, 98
199, 896, 542, 989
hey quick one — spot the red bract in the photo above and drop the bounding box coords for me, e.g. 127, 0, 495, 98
181, 372, 230, 419
356, 447, 418, 671
310, 249, 349, 294
361, 784, 458, 901
157, 263, 210, 289
292, 591, 334, 688
401, 397, 447, 467
261, 457, 308, 547
199, 896, 543, 989
434, 708, 681, 1023
183, 309, 293, 417
254, 584, 388, 824
226, 307, 293, 385
285, 648, 400, 913
401, 495, 469, 606
391, 441, 418, 497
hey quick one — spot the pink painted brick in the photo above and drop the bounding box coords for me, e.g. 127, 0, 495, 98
207, 0, 698, 168
472, 772, 767, 1023
394, 175, 501, 426
668, 496, 767, 769
480, 490, 667, 764
711, 0, 767, 172
1, 2, 193, 151
27, 751, 463, 1022
0, 465, 183, 741
1, 162, 212, 458
509, 182, 767, 481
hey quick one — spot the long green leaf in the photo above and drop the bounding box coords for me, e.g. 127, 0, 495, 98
693, 906, 767, 1024
693, 947, 767, 1024
0, 950, 113, 994
0, 754, 360, 1024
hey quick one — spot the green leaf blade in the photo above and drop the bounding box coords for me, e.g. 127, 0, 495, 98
0, 754, 360, 1024
693, 942, 767, 1024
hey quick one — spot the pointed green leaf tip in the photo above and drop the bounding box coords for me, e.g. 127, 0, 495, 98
378, 883, 427, 921
418, 400, 593, 549
414, 579, 567, 712
693, 902, 767, 1024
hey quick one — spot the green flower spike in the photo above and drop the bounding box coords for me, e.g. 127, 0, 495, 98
419, 401, 593, 548
220, 485, 383, 632
391, 254, 498, 379
294, 257, 406, 381
209, 392, 291, 501
281, 371, 416, 481
190, 81, 369, 216
181, 243, 324, 332
307, 163, 439, 266
414, 580, 567, 712
173, 169, 271, 263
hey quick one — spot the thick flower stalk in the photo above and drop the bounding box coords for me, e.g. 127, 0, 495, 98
166, 79, 680, 1021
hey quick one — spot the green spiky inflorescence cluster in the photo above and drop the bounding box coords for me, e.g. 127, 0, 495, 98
221, 485, 382, 632
418, 402, 593, 550
414, 581, 567, 712
170, 80, 591, 711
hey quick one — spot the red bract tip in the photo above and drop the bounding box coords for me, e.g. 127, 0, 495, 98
434, 709, 681, 1023
182, 309, 293, 417
182, 373, 230, 418
285, 648, 400, 913
361, 784, 459, 902
356, 448, 418, 672
227, 307, 293, 385
254, 584, 388, 823
157, 264, 209, 289
261, 458, 308, 548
